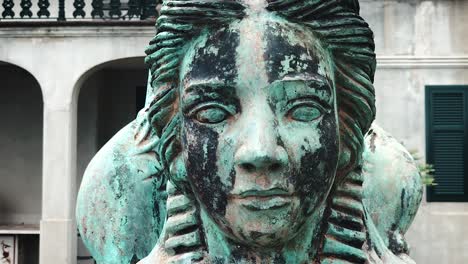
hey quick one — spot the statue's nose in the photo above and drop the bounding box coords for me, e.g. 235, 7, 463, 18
236, 149, 287, 174
234, 121, 288, 174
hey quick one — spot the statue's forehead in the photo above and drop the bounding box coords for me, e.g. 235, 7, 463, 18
180, 16, 329, 87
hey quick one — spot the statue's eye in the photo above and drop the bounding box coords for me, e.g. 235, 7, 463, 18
288, 104, 322, 122
194, 107, 230, 124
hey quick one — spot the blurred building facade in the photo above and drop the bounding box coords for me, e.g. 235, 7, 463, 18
0, 0, 467, 263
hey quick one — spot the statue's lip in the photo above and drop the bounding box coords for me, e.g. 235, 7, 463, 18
229, 188, 294, 210
232, 188, 291, 198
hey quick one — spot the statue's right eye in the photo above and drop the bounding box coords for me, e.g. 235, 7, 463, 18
193, 106, 230, 124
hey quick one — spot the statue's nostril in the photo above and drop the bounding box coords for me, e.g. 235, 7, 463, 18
269, 163, 281, 172
240, 163, 256, 173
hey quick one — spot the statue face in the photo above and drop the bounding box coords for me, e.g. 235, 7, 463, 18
179, 16, 339, 247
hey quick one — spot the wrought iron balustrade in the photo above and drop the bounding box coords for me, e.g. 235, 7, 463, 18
1, 0, 161, 22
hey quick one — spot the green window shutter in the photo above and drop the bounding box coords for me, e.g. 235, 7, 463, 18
426, 86, 468, 202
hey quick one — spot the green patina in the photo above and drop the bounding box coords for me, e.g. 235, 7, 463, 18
76, 1, 423, 263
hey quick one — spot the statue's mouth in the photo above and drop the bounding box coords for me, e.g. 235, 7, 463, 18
229, 188, 293, 211
236, 188, 290, 198
238, 196, 293, 211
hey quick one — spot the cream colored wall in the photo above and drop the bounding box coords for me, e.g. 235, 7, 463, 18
361, 0, 468, 56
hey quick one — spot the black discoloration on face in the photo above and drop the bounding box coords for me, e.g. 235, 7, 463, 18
294, 116, 339, 216
183, 27, 240, 86
180, 26, 241, 223
184, 121, 229, 216
264, 22, 321, 83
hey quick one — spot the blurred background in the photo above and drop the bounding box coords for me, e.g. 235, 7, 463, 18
0, 0, 467, 263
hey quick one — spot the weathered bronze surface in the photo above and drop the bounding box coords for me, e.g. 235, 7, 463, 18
76, 1, 423, 263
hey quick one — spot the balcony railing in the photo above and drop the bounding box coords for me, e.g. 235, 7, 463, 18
0, 0, 162, 23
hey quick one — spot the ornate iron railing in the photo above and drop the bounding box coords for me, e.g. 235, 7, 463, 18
1, 0, 161, 22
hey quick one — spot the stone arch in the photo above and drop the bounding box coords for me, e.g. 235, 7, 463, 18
0, 60, 43, 263
72, 57, 148, 105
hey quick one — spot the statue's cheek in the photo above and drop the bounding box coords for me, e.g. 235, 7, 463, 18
284, 115, 339, 210
183, 120, 235, 218
215, 137, 237, 192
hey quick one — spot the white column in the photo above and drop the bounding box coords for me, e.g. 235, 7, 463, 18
40, 100, 78, 264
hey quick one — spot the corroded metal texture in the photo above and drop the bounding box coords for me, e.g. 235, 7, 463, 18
77, 0, 423, 263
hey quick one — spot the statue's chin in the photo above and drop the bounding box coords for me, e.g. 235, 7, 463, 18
231, 227, 299, 248
219, 198, 305, 249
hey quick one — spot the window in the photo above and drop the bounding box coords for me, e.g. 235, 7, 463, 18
426, 86, 468, 202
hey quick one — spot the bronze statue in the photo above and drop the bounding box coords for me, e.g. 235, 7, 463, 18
77, 1, 423, 263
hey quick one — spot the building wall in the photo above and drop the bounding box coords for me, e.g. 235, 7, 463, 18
360, 1, 468, 263
361, 0, 468, 56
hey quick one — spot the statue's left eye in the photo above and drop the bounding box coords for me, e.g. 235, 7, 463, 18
288, 105, 322, 122
194, 107, 230, 124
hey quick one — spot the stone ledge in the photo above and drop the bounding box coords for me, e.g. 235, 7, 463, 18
377, 56, 468, 68
0, 23, 155, 38
0, 224, 40, 235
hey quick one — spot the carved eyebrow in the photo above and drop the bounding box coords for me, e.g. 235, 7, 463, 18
181, 81, 238, 112
270, 74, 333, 105
183, 80, 236, 94
279, 74, 332, 90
